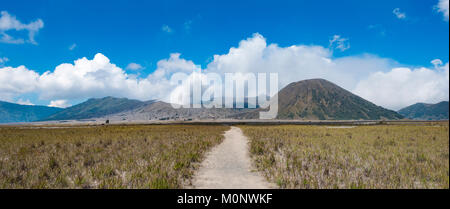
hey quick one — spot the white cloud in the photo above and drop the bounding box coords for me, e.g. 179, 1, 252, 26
0, 52, 197, 102
48, 100, 70, 108
155, 53, 200, 75
126, 62, 144, 70
329, 35, 350, 52
0, 33, 447, 111
16, 98, 34, 105
0, 65, 39, 101
353, 63, 449, 110
435, 0, 449, 21
162, 25, 173, 33
393, 8, 406, 19
207, 33, 373, 91
0, 11, 44, 44
69, 43, 77, 51
37, 53, 163, 101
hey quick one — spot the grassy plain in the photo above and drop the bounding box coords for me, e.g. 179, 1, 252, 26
241, 124, 449, 189
0, 124, 228, 188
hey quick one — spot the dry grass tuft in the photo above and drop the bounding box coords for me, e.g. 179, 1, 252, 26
241, 124, 449, 189
0, 125, 228, 188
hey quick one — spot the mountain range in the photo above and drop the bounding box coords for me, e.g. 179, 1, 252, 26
86, 79, 404, 121
0, 101, 62, 123
398, 101, 449, 120
2, 78, 447, 123
43, 96, 146, 121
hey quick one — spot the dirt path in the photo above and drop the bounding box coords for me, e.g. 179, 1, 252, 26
191, 126, 275, 189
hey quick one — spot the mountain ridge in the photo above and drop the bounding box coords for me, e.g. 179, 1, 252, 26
1, 79, 409, 123
0, 101, 63, 123
398, 101, 449, 120
42, 96, 147, 121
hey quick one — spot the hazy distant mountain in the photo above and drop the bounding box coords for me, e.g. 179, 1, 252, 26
0, 101, 63, 123
398, 101, 449, 120
105, 100, 255, 121
43, 96, 146, 121
275, 79, 403, 120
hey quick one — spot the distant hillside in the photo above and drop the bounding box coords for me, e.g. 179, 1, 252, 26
276, 79, 403, 120
43, 96, 145, 121
0, 101, 63, 123
398, 101, 449, 120
104, 100, 255, 121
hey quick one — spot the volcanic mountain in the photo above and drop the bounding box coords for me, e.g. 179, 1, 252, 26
275, 79, 403, 120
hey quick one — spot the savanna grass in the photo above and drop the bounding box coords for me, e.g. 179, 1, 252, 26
241, 124, 449, 189
0, 124, 228, 188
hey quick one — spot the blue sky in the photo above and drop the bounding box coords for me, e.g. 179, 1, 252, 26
0, 0, 449, 109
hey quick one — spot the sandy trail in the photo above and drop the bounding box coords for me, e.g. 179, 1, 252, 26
191, 126, 274, 189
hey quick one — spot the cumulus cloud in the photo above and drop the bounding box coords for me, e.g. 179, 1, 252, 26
48, 100, 70, 108
393, 8, 406, 19
354, 63, 449, 110
38, 53, 172, 101
0, 65, 39, 101
0, 52, 197, 103
0, 33, 447, 110
0, 11, 44, 44
206, 33, 389, 91
156, 53, 200, 75
162, 25, 173, 33
435, 0, 449, 21
329, 35, 350, 52
126, 63, 144, 70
